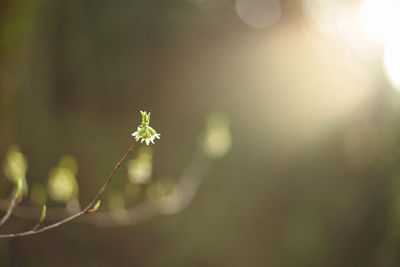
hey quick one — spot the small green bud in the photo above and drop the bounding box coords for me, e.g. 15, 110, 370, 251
140, 110, 151, 125
39, 205, 47, 223
88, 200, 101, 214
14, 178, 23, 199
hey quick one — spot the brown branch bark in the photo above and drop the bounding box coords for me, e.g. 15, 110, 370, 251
0, 140, 136, 239
0, 151, 212, 228
0, 195, 18, 228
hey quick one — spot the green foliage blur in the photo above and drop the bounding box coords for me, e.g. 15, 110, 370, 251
2, 0, 400, 266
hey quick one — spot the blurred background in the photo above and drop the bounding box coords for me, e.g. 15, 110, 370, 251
1, 0, 400, 266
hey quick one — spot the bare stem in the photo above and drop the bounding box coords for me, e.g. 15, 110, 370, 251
0, 140, 136, 239
0, 196, 18, 228
0, 150, 212, 228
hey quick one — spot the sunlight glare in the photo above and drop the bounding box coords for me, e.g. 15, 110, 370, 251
358, 0, 400, 90
384, 36, 400, 90
302, 0, 352, 36
359, 0, 400, 42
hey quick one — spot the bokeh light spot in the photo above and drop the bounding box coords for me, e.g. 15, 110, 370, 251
235, 0, 281, 29
30, 183, 47, 205
146, 178, 176, 200
127, 147, 153, 184
202, 111, 232, 158
47, 167, 79, 203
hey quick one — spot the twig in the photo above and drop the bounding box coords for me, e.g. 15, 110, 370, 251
0, 140, 136, 238
31, 205, 46, 231
0, 151, 212, 228
77, 152, 212, 227
0, 196, 18, 228
0, 178, 22, 228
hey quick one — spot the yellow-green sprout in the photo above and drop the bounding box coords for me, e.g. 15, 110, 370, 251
202, 111, 232, 158
88, 200, 101, 214
13, 178, 23, 199
39, 205, 47, 224
132, 111, 161, 145
127, 146, 153, 184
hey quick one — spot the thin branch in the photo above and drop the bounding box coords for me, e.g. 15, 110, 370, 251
0, 200, 67, 220
0, 195, 18, 228
0, 151, 212, 228
77, 152, 212, 227
0, 179, 22, 228
0, 140, 136, 239
31, 205, 46, 231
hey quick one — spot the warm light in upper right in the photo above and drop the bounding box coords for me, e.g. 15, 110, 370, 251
303, 0, 400, 91
358, 0, 400, 42
358, 0, 400, 90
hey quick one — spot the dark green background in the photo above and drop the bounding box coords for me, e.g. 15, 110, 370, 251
1, 0, 400, 266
